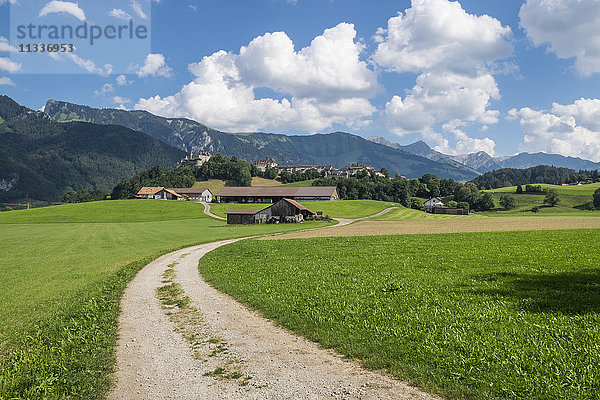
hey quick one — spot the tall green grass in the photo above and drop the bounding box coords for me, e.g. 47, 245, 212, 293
200, 230, 600, 399
0, 200, 328, 398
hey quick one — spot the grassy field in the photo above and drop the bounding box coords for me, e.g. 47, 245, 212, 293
209, 200, 400, 219
282, 179, 317, 187
481, 193, 598, 217
371, 206, 476, 221
193, 179, 227, 194
251, 177, 283, 186
487, 183, 600, 196
0, 200, 328, 399
479, 183, 599, 217
200, 230, 600, 400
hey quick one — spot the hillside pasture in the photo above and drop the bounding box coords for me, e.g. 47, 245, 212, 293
209, 200, 400, 220
282, 179, 317, 187
200, 230, 600, 400
481, 192, 598, 216
486, 182, 600, 196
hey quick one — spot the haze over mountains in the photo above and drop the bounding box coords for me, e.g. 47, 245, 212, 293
368, 136, 600, 173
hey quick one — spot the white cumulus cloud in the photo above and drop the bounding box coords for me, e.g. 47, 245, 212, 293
39, 1, 87, 22
373, 0, 513, 154
0, 36, 17, 53
94, 83, 113, 96
135, 23, 379, 133
116, 74, 133, 86
520, 0, 600, 76
113, 96, 131, 104
136, 53, 172, 78
509, 98, 600, 162
0, 77, 15, 86
0, 57, 21, 72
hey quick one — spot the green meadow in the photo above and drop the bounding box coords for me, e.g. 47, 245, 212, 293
486, 183, 600, 196
0, 200, 329, 399
370, 205, 478, 221
479, 183, 598, 217
200, 230, 600, 400
209, 199, 400, 219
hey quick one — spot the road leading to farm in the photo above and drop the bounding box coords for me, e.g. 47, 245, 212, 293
110, 240, 437, 400
110, 205, 439, 399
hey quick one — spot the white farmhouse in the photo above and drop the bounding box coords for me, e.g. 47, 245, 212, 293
424, 198, 445, 213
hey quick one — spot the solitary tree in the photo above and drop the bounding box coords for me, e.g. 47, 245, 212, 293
478, 192, 495, 211
544, 189, 560, 207
499, 194, 517, 210
594, 187, 600, 208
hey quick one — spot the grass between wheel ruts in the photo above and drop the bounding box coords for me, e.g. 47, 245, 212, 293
199, 230, 600, 400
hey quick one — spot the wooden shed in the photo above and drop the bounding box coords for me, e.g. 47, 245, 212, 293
225, 209, 270, 225
268, 198, 315, 222
225, 198, 315, 225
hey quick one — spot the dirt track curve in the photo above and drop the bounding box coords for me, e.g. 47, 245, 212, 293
110, 206, 439, 399
109, 240, 437, 400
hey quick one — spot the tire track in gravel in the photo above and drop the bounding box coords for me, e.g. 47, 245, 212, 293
109, 237, 439, 400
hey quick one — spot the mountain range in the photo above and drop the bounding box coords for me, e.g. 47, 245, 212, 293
0, 96, 184, 203
3, 96, 598, 204
44, 100, 480, 181
368, 136, 600, 173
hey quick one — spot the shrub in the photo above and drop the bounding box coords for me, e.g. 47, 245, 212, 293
544, 189, 560, 207
1, 206, 13, 212
499, 194, 517, 210
446, 200, 458, 208
594, 188, 600, 209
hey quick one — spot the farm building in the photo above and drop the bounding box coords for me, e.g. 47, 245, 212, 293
136, 187, 213, 202
225, 198, 316, 225
154, 188, 183, 200
424, 198, 445, 212
136, 187, 165, 199
169, 188, 213, 202
217, 186, 339, 203
224, 209, 270, 225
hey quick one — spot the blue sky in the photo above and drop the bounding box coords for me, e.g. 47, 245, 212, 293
2, 0, 600, 161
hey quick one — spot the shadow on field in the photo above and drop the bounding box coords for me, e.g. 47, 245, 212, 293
473, 270, 600, 315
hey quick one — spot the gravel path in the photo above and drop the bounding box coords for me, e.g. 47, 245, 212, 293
109, 239, 438, 400
200, 202, 227, 221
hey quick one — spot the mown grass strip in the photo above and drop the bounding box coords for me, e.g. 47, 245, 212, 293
199, 230, 600, 400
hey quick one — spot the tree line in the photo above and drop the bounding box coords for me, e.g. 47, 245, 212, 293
471, 165, 600, 189
312, 172, 494, 211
